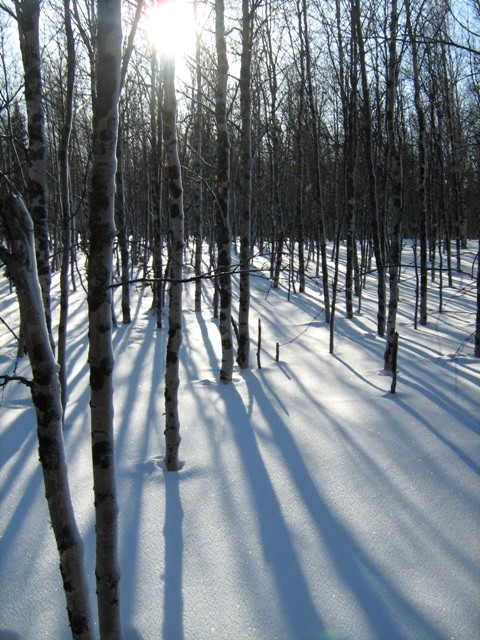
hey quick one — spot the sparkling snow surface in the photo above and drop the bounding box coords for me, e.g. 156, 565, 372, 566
1, 242, 479, 640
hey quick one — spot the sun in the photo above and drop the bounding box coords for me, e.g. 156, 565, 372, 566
145, 0, 196, 59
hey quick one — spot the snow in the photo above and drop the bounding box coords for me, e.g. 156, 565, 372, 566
0, 242, 479, 640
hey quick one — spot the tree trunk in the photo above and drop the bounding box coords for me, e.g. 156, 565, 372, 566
194, 0, 204, 313
354, 0, 386, 336
295, 0, 306, 295
237, 0, 253, 369
384, 0, 403, 372
57, 0, 75, 422
405, 0, 428, 326
115, 124, 131, 324
302, 0, 330, 322
344, 0, 358, 320
88, 1, 123, 636
15, 0, 54, 350
150, 51, 164, 327
215, 0, 234, 383
163, 50, 185, 472
0, 193, 93, 640
113, 0, 144, 326
475, 240, 480, 357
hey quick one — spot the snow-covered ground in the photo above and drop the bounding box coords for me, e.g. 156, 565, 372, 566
1, 242, 479, 640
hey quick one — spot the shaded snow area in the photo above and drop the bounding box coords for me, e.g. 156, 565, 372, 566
1, 242, 479, 640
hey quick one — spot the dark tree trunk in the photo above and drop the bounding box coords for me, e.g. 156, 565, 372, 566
384, 0, 403, 372
237, 0, 253, 369
354, 0, 386, 335
57, 0, 75, 422
215, 0, 234, 383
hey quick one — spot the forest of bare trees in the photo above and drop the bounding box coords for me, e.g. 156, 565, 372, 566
0, 0, 479, 637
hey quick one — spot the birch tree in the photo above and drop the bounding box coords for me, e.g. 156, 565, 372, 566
384, 0, 403, 372
344, 0, 358, 321
237, 0, 254, 369
354, 0, 386, 336
87, 0, 123, 636
193, 0, 204, 313
303, 0, 330, 322
57, 0, 75, 421
0, 193, 93, 640
14, 0, 54, 349
215, 0, 234, 383
293, 0, 306, 294
150, 48, 164, 326
475, 239, 480, 357
405, 0, 428, 326
163, 38, 185, 471
115, 0, 144, 325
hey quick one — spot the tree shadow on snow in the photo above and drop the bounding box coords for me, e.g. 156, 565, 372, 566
219, 381, 327, 640
162, 472, 185, 640
228, 370, 446, 640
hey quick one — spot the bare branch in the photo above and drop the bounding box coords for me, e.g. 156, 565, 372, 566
0, 374, 32, 389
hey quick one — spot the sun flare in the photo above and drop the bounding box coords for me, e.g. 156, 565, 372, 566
145, 0, 196, 59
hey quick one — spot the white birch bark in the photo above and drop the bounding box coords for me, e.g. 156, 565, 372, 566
15, 0, 54, 350
0, 193, 93, 640
88, 1, 123, 636
163, 49, 185, 472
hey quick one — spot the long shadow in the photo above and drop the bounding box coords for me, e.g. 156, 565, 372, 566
194, 313, 221, 377
0, 461, 45, 561
117, 315, 167, 629
400, 365, 480, 437
0, 630, 20, 640
63, 335, 89, 395
333, 354, 386, 393
162, 471, 184, 640
440, 356, 480, 388
319, 399, 480, 584
0, 409, 36, 503
390, 388, 480, 477
114, 310, 162, 460
220, 383, 326, 640
244, 370, 446, 640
